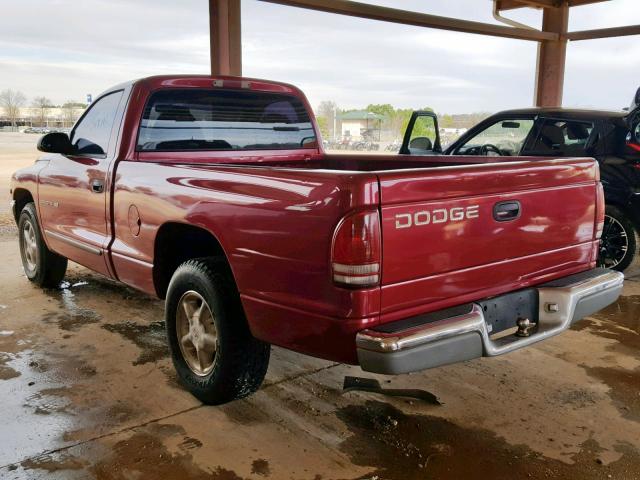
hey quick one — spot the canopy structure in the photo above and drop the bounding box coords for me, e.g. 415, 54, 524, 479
208, 0, 640, 107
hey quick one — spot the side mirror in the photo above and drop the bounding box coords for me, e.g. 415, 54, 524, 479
409, 137, 433, 151
37, 132, 73, 154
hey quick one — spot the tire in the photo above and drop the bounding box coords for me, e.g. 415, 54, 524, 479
165, 258, 270, 404
598, 205, 637, 272
18, 202, 67, 288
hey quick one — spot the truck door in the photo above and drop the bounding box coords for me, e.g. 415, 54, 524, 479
399, 111, 442, 155
38, 90, 125, 277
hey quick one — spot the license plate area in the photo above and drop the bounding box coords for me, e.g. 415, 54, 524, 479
477, 288, 539, 336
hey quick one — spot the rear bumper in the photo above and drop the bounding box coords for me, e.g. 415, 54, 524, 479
356, 268, 624, 374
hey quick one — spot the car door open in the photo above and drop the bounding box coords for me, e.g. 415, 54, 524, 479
400, 111, 441, 155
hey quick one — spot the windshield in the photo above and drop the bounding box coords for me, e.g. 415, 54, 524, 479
455, 118, 535, 156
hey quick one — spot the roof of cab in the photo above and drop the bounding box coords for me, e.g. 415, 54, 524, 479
494, 107, 628, 120
97, 75, 305, 101
132, 75, 302, 93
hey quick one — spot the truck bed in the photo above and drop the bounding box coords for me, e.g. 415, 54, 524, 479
214, 153, 532, 171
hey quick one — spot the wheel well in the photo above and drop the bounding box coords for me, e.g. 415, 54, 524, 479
153, 223, 228, 298
12, 189, 34, 222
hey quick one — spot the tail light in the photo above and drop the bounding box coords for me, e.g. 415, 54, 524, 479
595, 182, 605, 240
331, 210, 381, 287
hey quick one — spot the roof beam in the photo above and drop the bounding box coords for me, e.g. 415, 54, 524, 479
258, 0, 558, 41
567, 24, 640, 41
209, 0, 242, 76
534, 2, 568, 106
497, 0, 560, 10
497, 0, 608, 10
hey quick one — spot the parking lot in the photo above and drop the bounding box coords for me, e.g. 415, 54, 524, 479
1, 136, 640, 480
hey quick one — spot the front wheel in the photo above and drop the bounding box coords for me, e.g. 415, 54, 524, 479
165, 258, 270, 404
18, 202, 67, 288
598, 206, 637, 271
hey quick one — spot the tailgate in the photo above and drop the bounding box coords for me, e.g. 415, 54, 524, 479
378, 158, 599, 317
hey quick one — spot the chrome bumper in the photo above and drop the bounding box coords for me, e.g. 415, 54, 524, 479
357, 269, 624, 374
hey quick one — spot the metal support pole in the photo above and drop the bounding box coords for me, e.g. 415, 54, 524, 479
534, 2, 569, 107
209, 0, 242, 76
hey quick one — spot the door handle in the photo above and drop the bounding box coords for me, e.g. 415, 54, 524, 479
493, 201, 521, 222
91, 179, 104, 193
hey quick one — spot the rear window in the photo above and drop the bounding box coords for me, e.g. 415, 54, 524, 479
137, 89, 316, 152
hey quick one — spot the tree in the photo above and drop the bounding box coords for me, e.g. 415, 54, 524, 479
316, 100, 338, 140
440, 114, 455, 129
316, 116, 329, 140
0, 89, 27, 128
32, 96, 53, 127
365, 104, 394, 118
62, 101, 86, 127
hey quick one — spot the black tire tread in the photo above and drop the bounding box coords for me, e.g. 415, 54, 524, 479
166, 257, 270, 404
19, 202, 67, 288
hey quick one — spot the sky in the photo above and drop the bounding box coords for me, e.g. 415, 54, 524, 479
0, 0, 638, 114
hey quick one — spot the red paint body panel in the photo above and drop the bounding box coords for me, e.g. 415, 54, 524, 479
111, 161, 381, 320
10, 76, 602, 364
381, 182, 596, 284
37, 154, 112, 276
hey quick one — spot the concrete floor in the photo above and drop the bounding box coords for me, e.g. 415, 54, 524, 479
1, 228, 640, 480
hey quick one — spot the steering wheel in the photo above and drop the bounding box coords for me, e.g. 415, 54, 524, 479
479, 144, 503, 156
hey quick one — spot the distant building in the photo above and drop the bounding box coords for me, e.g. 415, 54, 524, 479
0, 105, 86, 129
440, 127, 468, 136
338, 110, 385, 141
439, 127, 468, 147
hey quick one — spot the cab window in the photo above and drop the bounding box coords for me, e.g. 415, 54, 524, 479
455, 118, 535, 156
527, 119, 594, 156
137, 89, 316, 151
70, 91, 123, 156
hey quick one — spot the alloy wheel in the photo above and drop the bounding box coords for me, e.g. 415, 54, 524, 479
598, 214, 629, 269
21, 220, 38, 274
176, 290, 218, 376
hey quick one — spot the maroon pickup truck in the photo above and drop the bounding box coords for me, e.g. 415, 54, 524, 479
10, 76, 623, 404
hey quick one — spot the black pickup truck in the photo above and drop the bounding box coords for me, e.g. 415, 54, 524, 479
402, 98, 640, 271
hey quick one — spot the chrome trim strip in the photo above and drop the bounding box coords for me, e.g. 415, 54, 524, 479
45, 230, 103, 256
357, 270, 624, 356
356, 306, 484, 353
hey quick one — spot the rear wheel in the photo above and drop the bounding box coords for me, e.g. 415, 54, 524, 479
18, 202, 67, 288
598, 206, 637, 271
165, 258, 270, 404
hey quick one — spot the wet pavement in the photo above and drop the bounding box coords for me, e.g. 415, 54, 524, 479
1, 229, 640, 479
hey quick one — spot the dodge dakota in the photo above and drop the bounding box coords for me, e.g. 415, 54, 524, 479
10, 76, 624, 404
